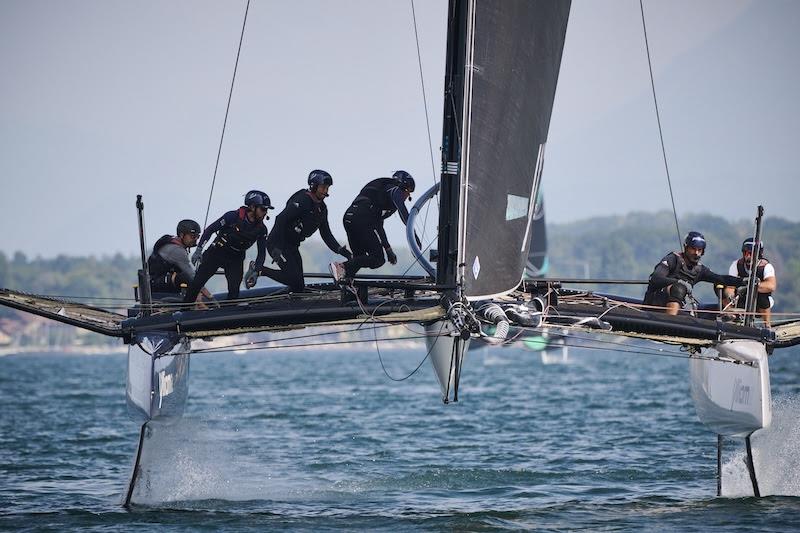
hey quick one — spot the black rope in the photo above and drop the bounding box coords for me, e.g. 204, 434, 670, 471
203, 0, 251, 228
191, 322, 399, 352
639, 0, 681, 249
406, 0, 439, 270
375, 319, 443, 382
190, 333, 437, 354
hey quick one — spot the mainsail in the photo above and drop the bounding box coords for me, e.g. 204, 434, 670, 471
452, 0, 570, 299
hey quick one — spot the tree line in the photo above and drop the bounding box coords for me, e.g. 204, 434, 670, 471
1, 211, 798, 317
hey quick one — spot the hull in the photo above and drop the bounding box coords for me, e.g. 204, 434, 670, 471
425, 320, 470, 403
126, 333, 191, 423
690, 339, 772, 437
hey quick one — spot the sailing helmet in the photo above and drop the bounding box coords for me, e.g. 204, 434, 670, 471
392, 170, 415, 192
244, 190, 274, 210
742, 238, 764, 255
308, 169, 333, 189
176, 219, 201, 236
684, 231, 706, 251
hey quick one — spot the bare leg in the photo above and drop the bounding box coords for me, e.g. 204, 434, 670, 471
760, 308, 771, 328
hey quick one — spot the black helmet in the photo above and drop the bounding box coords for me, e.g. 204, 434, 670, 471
392, 170, 415, 192
684, 231, 706, 250
308, 169, 333, 189
244, 190, 274, 209
742, 238, 763, 254
176, 219, 201, 236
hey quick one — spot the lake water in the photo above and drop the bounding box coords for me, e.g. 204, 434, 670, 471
2, 337, 799, 531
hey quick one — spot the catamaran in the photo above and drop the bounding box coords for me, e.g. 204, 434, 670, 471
2, 0, 799, 506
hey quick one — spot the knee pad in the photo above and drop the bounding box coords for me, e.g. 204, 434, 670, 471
667, 282, 687, 304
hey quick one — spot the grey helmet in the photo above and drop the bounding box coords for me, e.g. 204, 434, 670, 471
176, 219, 201, 236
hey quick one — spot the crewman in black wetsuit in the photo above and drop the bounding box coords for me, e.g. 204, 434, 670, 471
643, 231, 743, 315
249, 170, 351, 293
183, 190, 271, 303
329, 170, 417, 282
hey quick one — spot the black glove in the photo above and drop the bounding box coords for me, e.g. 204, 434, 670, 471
338, 246, 353, 261
191, 245, 204, 266
244, 261, 259, 289
271, 247, 287, 267
386, 247, 397, 265
735, 285, 748, 298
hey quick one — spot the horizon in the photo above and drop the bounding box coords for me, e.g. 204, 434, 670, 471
1, 207, 790, 260
1, 0, 798, 258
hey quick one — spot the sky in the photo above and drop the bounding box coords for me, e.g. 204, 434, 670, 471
1, 0, 798, 258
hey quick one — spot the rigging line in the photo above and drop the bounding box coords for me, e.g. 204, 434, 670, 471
410, 0, 440, 204
202, 0, 252, 229
639, 0, 681, 248
191, 333, 441, 354
513, 324, 722, 361
192, 322, 401, 351
375, 321, 442, 382
400, 233, 436, 277
408, 0, 439, 256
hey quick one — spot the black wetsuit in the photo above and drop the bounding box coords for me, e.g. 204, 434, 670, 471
342, 178, 411, 277
184, 208, 267, 302
643, 251, 741, 308
260, 189, 344, 292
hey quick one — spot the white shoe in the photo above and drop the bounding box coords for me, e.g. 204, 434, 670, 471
329, 261, 345, 283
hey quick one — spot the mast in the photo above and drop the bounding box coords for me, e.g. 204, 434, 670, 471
436, 0, 469, 288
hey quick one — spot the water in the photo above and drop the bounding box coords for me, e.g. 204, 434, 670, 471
2, 339, 799, 531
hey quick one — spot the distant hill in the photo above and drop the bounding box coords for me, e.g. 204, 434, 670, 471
1, 210, 797, 317
548, 211, 800, 311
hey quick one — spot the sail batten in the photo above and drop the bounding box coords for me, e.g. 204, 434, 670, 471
453, 0, 570, 299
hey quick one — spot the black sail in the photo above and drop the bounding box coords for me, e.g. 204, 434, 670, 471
456, 0, 570, 298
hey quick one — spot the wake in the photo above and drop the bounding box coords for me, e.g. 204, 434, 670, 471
722, 396, 800, 497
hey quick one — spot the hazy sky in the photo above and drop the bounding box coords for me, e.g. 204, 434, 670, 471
1, 0, 798, 258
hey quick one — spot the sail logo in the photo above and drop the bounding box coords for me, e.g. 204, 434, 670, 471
731, 378, 751, 407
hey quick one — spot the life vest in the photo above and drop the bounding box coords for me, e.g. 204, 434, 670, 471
642, 251, 702, 306
147, 235, 183, 278
667, 251, 703, 285
214, 207, 267, 252
736, 257, 773, 296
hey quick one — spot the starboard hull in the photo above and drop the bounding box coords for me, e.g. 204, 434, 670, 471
126, 333, 191, 423
689, 339, 771, 437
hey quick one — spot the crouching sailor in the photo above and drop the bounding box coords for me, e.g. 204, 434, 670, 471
184, 190, 271, 303
148, 219, 213, 303
723, 238, 777, 327
643, 231, 743, 315
329, 170, 418, 282
251, 170, 351, 292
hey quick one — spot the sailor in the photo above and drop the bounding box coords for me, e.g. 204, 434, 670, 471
723, 238, 777, 327
329, 170, 417, 282
183, 190, 271, 303
147, 219, 212, 302
250, 170, 351, 292
643, 231, 743, 315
